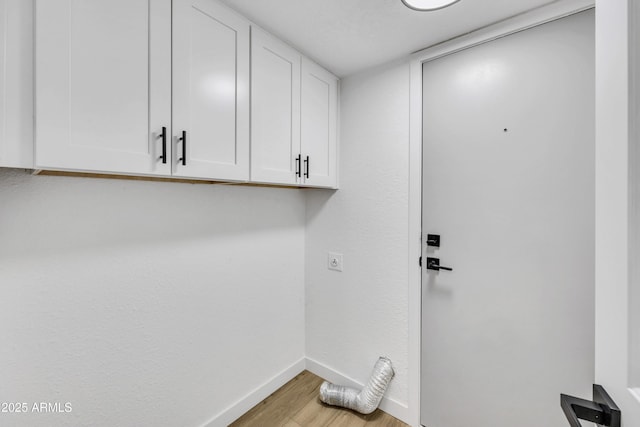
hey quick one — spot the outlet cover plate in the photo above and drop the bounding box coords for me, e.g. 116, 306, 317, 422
328, 252, 343, 272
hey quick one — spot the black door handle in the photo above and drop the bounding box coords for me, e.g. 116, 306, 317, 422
296, 154, 302, 178
159, 127, 167, 164
178, 131, 187, 166
561, 385, 620, 427
426, 257, 452, 272
304, 155, 310, 179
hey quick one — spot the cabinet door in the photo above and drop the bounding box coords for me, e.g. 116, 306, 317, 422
301, 59, 338, 188
0, 0, 33, 168
172, 0, 249, 181
250, 28, 301, 185
35, 0, 171, 176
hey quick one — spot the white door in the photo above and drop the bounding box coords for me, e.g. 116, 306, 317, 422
35, 0, 171, 175
0, 0, 33, 169
300, 58, 338, 188
421, 10, 595, 427
250, 28, 301, 186
172, 0, 249, 181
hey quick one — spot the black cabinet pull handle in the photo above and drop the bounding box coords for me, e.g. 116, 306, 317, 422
561, 384, 620, 427
296, 155, 302, 178
426, 257, 453, 272
159, 127, 167, 164
304, 155, 310, 179
178, 131, 187, 166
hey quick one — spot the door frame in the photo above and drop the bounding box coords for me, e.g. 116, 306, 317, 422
407, 1, 595, 425
593, 0, 640, 424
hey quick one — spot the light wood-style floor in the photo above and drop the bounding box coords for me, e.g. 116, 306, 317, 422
230, 371, 409, 427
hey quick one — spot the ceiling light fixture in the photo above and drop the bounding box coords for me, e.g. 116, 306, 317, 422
401, 0, 461, 11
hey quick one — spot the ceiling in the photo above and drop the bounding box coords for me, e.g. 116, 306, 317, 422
218, 0, 562, 77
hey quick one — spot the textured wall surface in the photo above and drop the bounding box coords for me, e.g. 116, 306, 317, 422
305, 59, 410, 407
0, 169, 306, 427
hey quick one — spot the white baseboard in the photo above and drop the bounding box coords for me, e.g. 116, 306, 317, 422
200, 357, 306, 427
200, 357, 411, 427
305, 357, 410, 424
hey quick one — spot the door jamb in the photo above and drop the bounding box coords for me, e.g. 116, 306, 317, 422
407, 1, 594, 425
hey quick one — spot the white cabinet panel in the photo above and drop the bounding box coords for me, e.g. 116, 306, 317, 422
301, 59, 338, 188
172, 0, 249, 181
250, 28, 301, 185
250, 29, 338, 189
33, 0, 337, 187
35, 0, 171, 175
0, 0, 33, 168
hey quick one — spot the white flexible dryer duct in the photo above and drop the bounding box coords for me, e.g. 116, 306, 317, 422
319, 357, 395, 415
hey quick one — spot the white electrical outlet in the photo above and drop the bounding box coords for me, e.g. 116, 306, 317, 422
328, 252, 343, 272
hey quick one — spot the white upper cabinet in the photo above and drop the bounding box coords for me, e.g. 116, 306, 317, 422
35, 0, 172, 176
301, 59, 338, 188
33, 0, 337, 187
251, 28, 338, 188
0, 0, 33, 168
250, 28, 301, 186
172, 0, 250, 181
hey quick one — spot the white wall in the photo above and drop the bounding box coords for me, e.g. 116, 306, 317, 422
305, 59, 411, 417
0, 169, 306, 427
